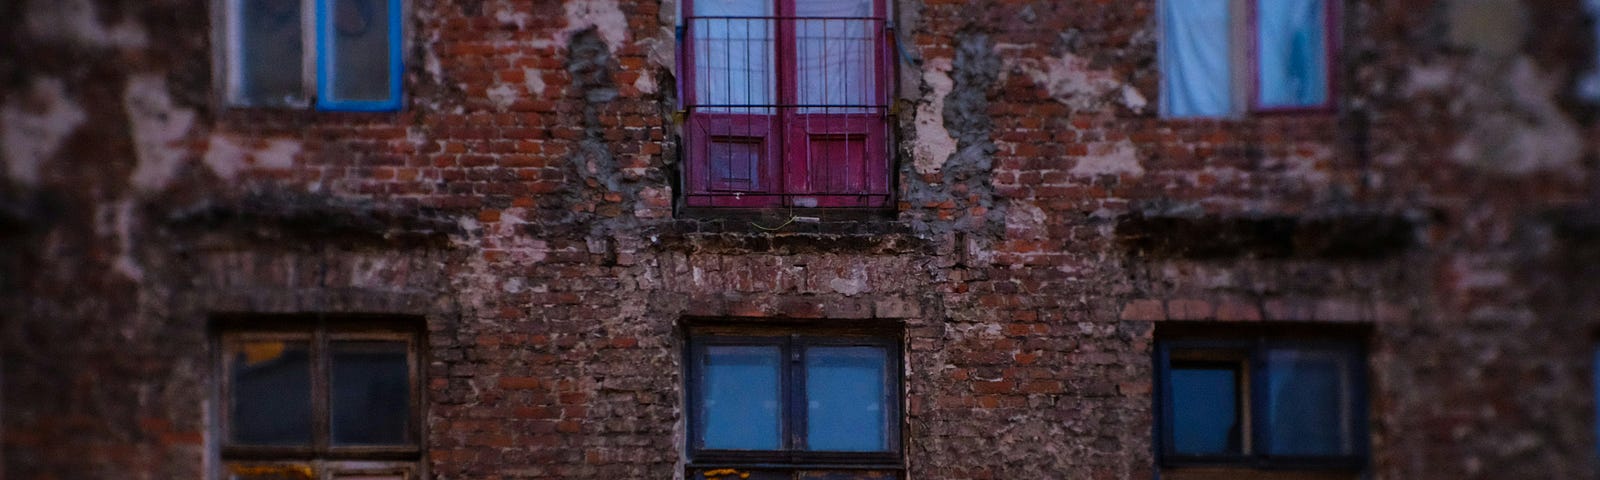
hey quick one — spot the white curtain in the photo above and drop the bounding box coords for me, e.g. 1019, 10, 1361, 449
1256, 0, 1328, 108
795, 0, 876, 113
1161, 0, 1232, 117
692, 0, 775, 113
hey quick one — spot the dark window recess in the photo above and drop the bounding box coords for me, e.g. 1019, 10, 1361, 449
680, 0, 894, 208
686, 325, 902, 479
1157, 338, 1367, 470
216, 318, 422, 479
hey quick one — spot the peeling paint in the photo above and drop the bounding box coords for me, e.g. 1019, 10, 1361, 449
25, 0, 148, 50
1070, 140, 1143, 177
1016, 52, 1139, 112
561, 0, 628, 53
1, 77, 86, 185
913, 59, 958, 176
124, 74, 196, 192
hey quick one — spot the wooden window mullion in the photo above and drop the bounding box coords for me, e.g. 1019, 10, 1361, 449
311, 324, 330, 454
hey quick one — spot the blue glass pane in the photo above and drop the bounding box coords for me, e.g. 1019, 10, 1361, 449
230, 340, 313, 445
1265, 348, 1353, 455
1161, 0, 1233, 117
805, 346, 887, 452
1170, 366, 1240, 455
1593, 347, 1599, 459
325, 0, 395, 101
702, 345, 782, 450
331, 340, 411, 445
1256, 0, 1329, 107
236, 0, 304, 106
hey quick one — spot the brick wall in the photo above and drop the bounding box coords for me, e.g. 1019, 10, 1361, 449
2, 0, 1598, 478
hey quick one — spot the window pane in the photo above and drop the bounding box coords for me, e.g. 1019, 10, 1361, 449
701, 345, 782, 450
1265, 347, 1355, 456
230, 340, 313, 445
326, 0, 394, 102
1170, 364, 1242, 455
690, 0, 775, 113
234, 0, 304, 106
1256, 0, 1329, 108
331, 340, 411, 445
795, 0, 877, 113
1160, 0, 1232, 117
805, 346, 888, 452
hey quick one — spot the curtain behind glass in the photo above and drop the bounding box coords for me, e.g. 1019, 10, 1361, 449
795, 0, 875, 114
1264, 348, 1354, 456
692, 0, 775, 114
1161, 0, 1232, 117
1256, 0, 1328, 108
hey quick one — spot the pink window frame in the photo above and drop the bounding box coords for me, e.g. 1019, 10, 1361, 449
1247, 0, 1340, 114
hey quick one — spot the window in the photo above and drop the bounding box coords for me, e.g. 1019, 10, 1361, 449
685, 325, 902, 479
221, 0, 403, 111
215, 318, 422, 480
679, 0, 893, 208
1159, 0, 1336, 117
1156, 337, 1367, 471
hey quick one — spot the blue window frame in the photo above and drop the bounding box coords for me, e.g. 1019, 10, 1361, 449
1156, 337, 1368, 470
1159, 0, 1336, 117
222, 0, 403, 111
685, 326, 902, 476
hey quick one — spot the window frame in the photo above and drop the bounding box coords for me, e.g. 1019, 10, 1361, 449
216, 0, 405, 112
1155, 336, 1368, 471
684, 325, 904, 470
1158, 0, 1340, 118
213, 316, 425, 469
677, 0, 897, 210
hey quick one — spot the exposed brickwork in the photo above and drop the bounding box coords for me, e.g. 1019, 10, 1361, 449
3, 0, 1600, 479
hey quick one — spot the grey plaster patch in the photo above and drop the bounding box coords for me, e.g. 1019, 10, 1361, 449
1, 77, 86, 185
1448, 58, 1584, 175
912, 58, 958, 176
1070, 140, 1144, 178
124, 74, 197, 192
561, 0, 628, 53
25, 0, 148, 50
1445, 0, 1527, 59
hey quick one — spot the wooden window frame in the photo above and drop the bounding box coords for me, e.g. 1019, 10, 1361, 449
678, 0, 897, 209
1155, 336, 1368, 471
684, 324, 904, 473
213, 315, 424, 477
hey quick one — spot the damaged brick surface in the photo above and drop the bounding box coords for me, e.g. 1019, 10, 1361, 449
2, 0, 1600, 479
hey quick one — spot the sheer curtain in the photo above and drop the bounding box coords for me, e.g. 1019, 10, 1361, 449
1256, 0, 1328, 108
691, 0, 775, 113
795, 0, 876, 113
1161, 0, 1232, 117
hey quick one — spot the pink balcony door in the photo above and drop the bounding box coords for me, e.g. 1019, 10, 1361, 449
781, 0, 889, 208
685, 0, 781, 207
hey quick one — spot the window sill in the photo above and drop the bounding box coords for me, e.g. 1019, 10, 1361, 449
1159, 466, 1362, 480
647, 216, 933, 255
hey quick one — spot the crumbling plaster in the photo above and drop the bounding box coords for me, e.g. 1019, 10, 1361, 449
1, 77, 86, 186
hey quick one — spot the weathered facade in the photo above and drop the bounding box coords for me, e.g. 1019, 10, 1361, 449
3, 0, 1599, 478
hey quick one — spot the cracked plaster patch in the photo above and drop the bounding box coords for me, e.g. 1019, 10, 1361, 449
912, 59, 958, 176
1448, 58, 1583, 175
203, 134, 302, 181
125, 74, 197, 192
1, 77, 86, 185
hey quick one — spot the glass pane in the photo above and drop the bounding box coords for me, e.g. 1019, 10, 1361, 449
331, 340, 411, 445
691, 0, 775, 113
230, 340, 313, 445
1170, 364, 1241, 455
1265, 347, 1355, 456
1594, 346, 1600, 459
1160, 0, 1232, 117
1256, 0, 1329, 108
235, 0, 304, 106
701, 345, 782, 450
327, 0, 394, 101
795, 0, 877, 113
805, 346, 888, 452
